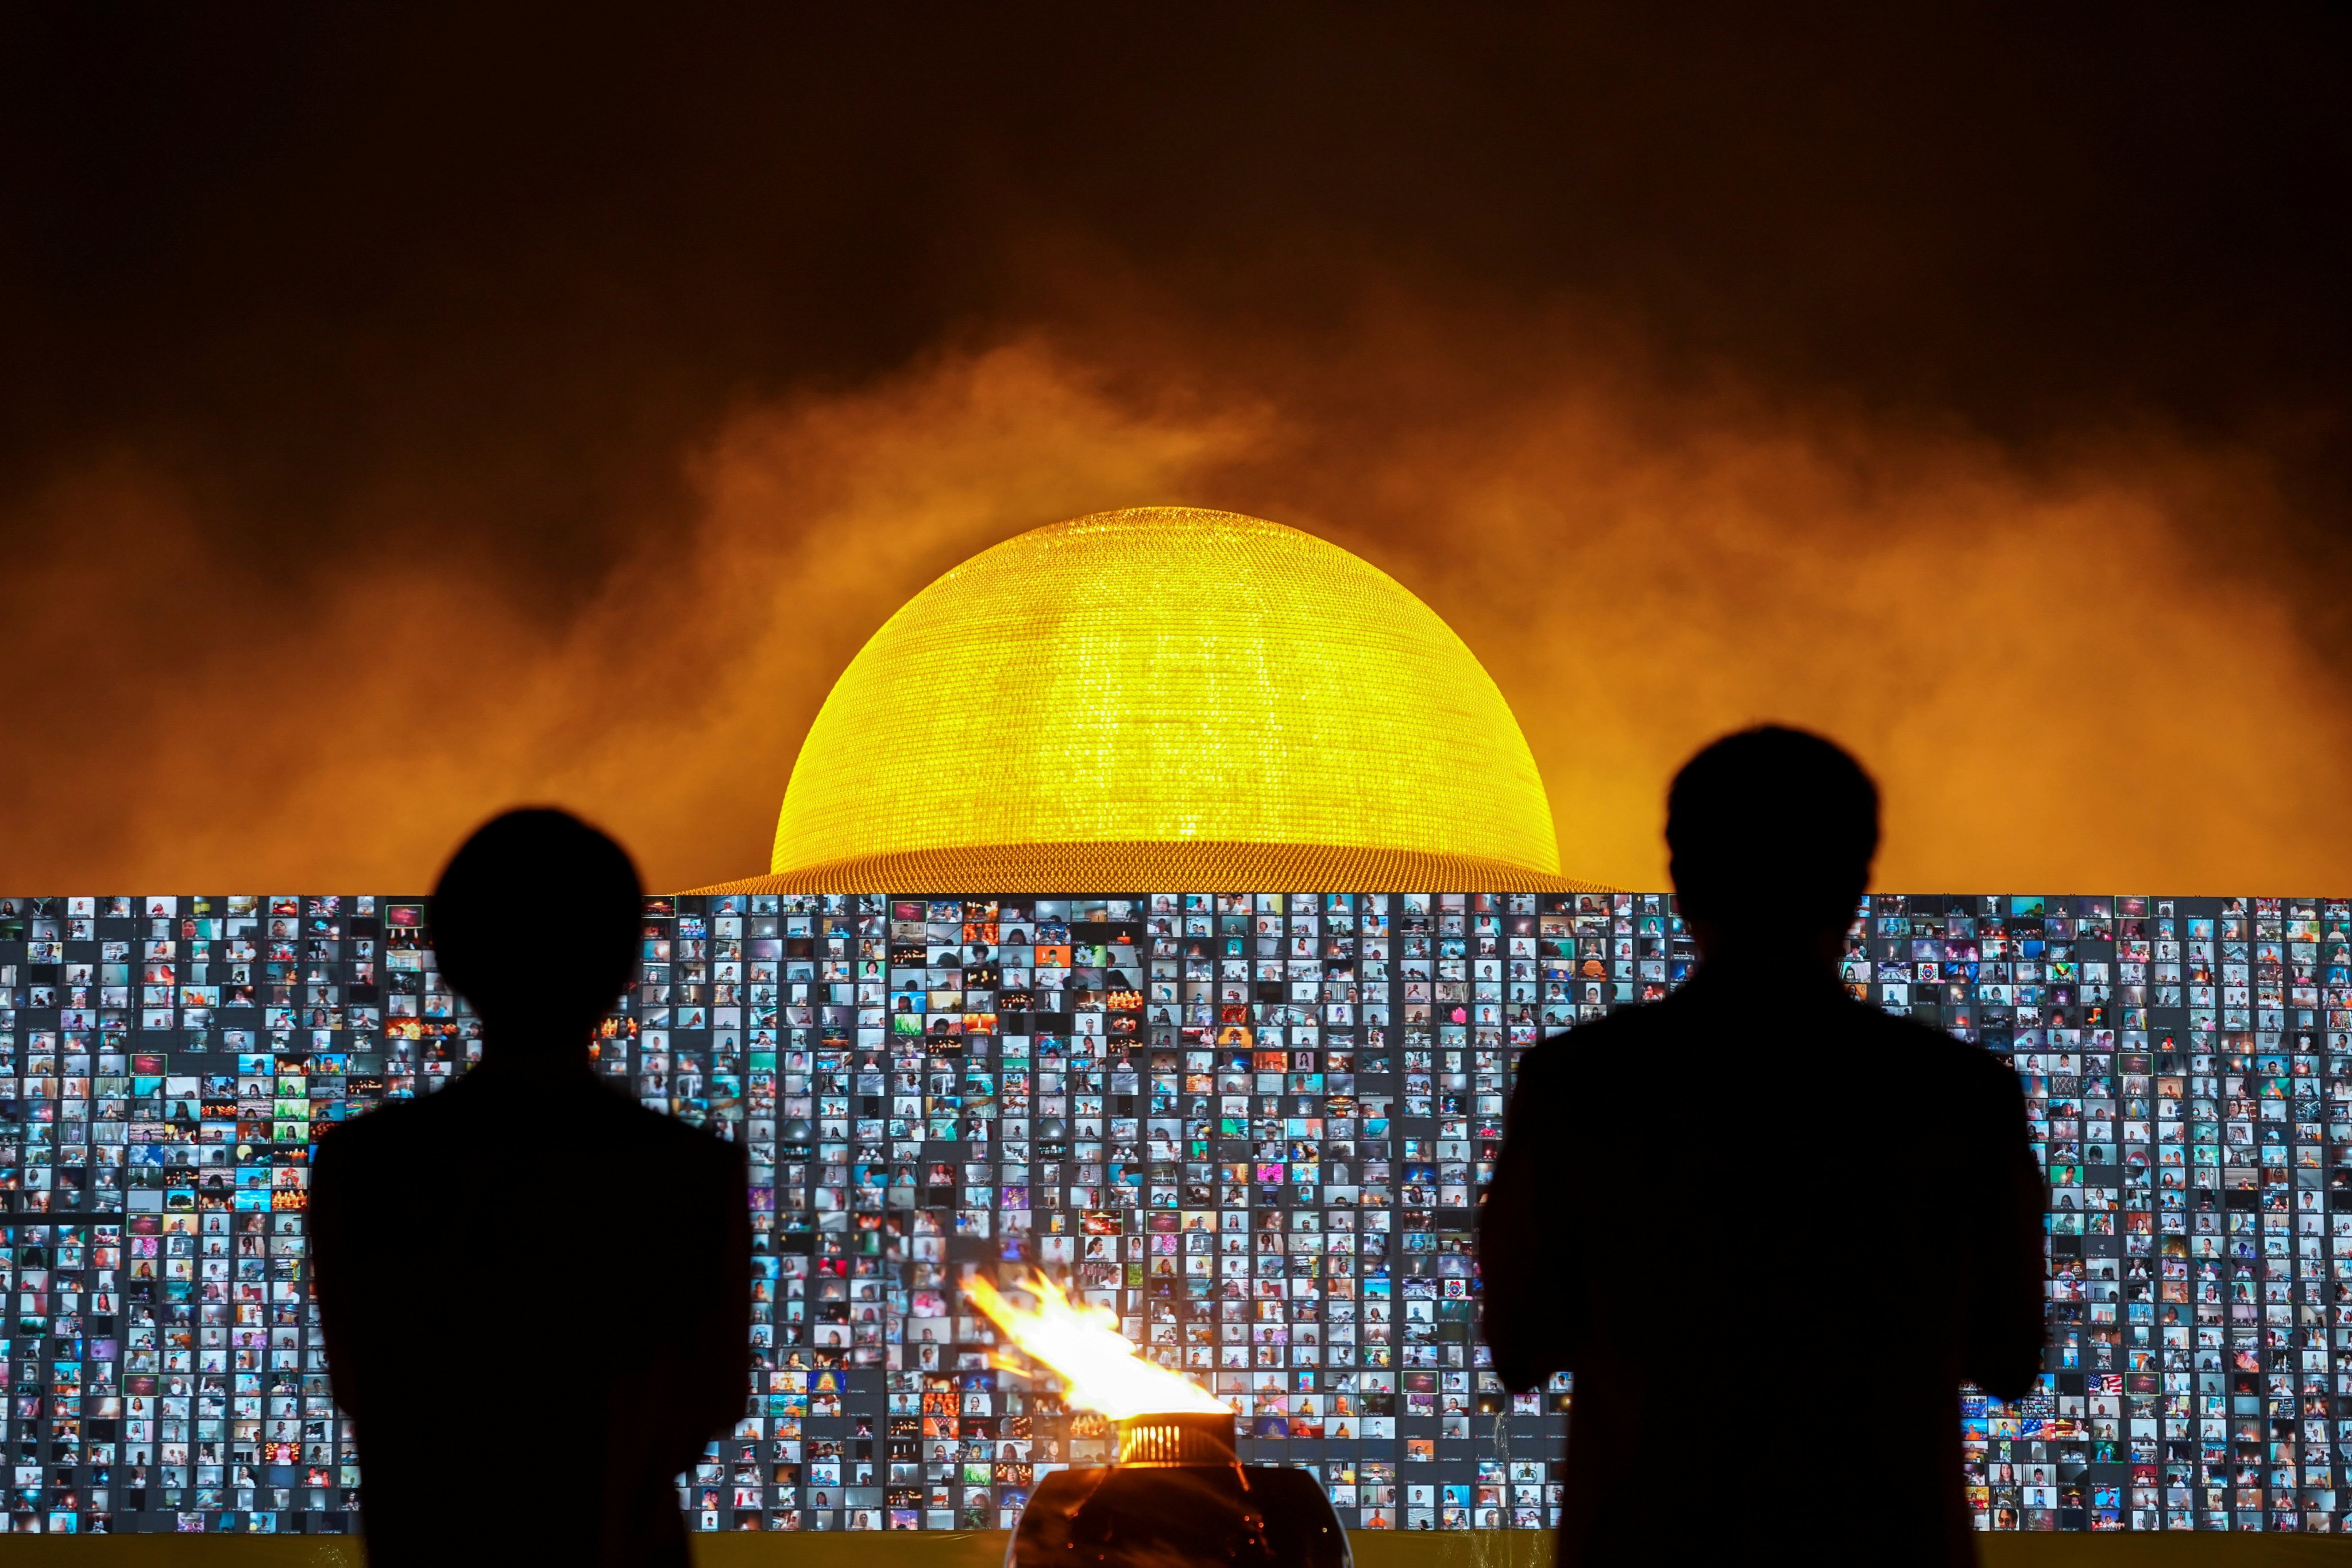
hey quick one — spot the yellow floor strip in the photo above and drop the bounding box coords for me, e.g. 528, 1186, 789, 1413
0, 1532, 2342, 1566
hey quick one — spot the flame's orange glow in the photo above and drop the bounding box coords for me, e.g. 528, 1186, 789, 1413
961, 1270, 1227, 1420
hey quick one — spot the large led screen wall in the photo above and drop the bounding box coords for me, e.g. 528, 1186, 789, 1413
0, 889, 2345, 1536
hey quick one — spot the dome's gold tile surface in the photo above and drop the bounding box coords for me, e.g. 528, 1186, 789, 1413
758, 508, 1570, 893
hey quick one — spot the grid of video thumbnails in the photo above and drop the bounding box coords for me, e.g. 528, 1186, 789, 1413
0, 890, 2346, 1535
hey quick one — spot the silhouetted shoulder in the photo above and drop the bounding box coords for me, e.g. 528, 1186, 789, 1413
1496, 1006, 1678, 1146
314, 1069, 743, 1186
621, 1090, 749, 1180
1507, 1001, 1678, 1093
310, 1087, 427, 1168
1516, 984, 2022, 1111
1858, 1005, 2027, 1107
1534, 1000, 1677, 1065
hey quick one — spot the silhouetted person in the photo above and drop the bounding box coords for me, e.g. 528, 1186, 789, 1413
311, 809, 750, 1568
1480, 727, 2042, 1566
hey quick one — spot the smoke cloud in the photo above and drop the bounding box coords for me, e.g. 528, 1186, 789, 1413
0, 322, 2342, 894
0, 8, 2346, 894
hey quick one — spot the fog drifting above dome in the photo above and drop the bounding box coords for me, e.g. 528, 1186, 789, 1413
708, 507, 1590, 893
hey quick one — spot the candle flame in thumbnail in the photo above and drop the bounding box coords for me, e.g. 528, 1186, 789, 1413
961, 1270, 1229, 1420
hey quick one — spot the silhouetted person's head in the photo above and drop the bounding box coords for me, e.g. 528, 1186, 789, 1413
1667, 725, 1877, 967
430, 807, 641, 1060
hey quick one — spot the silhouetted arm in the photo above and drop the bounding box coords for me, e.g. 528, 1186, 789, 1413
1478, 1040, 1576, 1392
693, 1140, 755, 1440
661, 1137, 754, 1473
305, 1126, 370, 1425
1962, 1059, 2046, 1401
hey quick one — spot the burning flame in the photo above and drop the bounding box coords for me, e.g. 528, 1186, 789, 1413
961, 1269, 1229, 1420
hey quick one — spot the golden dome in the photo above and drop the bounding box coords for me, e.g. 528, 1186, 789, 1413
704, 507, 1594, 893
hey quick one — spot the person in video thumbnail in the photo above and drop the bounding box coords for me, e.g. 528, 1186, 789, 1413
1480, 726, 2044, 1567
310, 808, 751, 1568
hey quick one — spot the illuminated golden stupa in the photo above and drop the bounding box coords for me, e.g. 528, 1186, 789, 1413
703, 507, 1596, 893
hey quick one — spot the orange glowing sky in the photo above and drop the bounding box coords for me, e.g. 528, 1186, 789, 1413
2, 11, 2348, 896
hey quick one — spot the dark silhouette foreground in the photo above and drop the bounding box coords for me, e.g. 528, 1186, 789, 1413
1480, 728, 2044, 1567
310, 808, 749, 1568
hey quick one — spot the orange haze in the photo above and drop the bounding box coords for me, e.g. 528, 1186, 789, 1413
0, 325, 2343, 896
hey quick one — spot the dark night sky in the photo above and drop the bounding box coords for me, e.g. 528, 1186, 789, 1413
3, 5, 2349, 891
